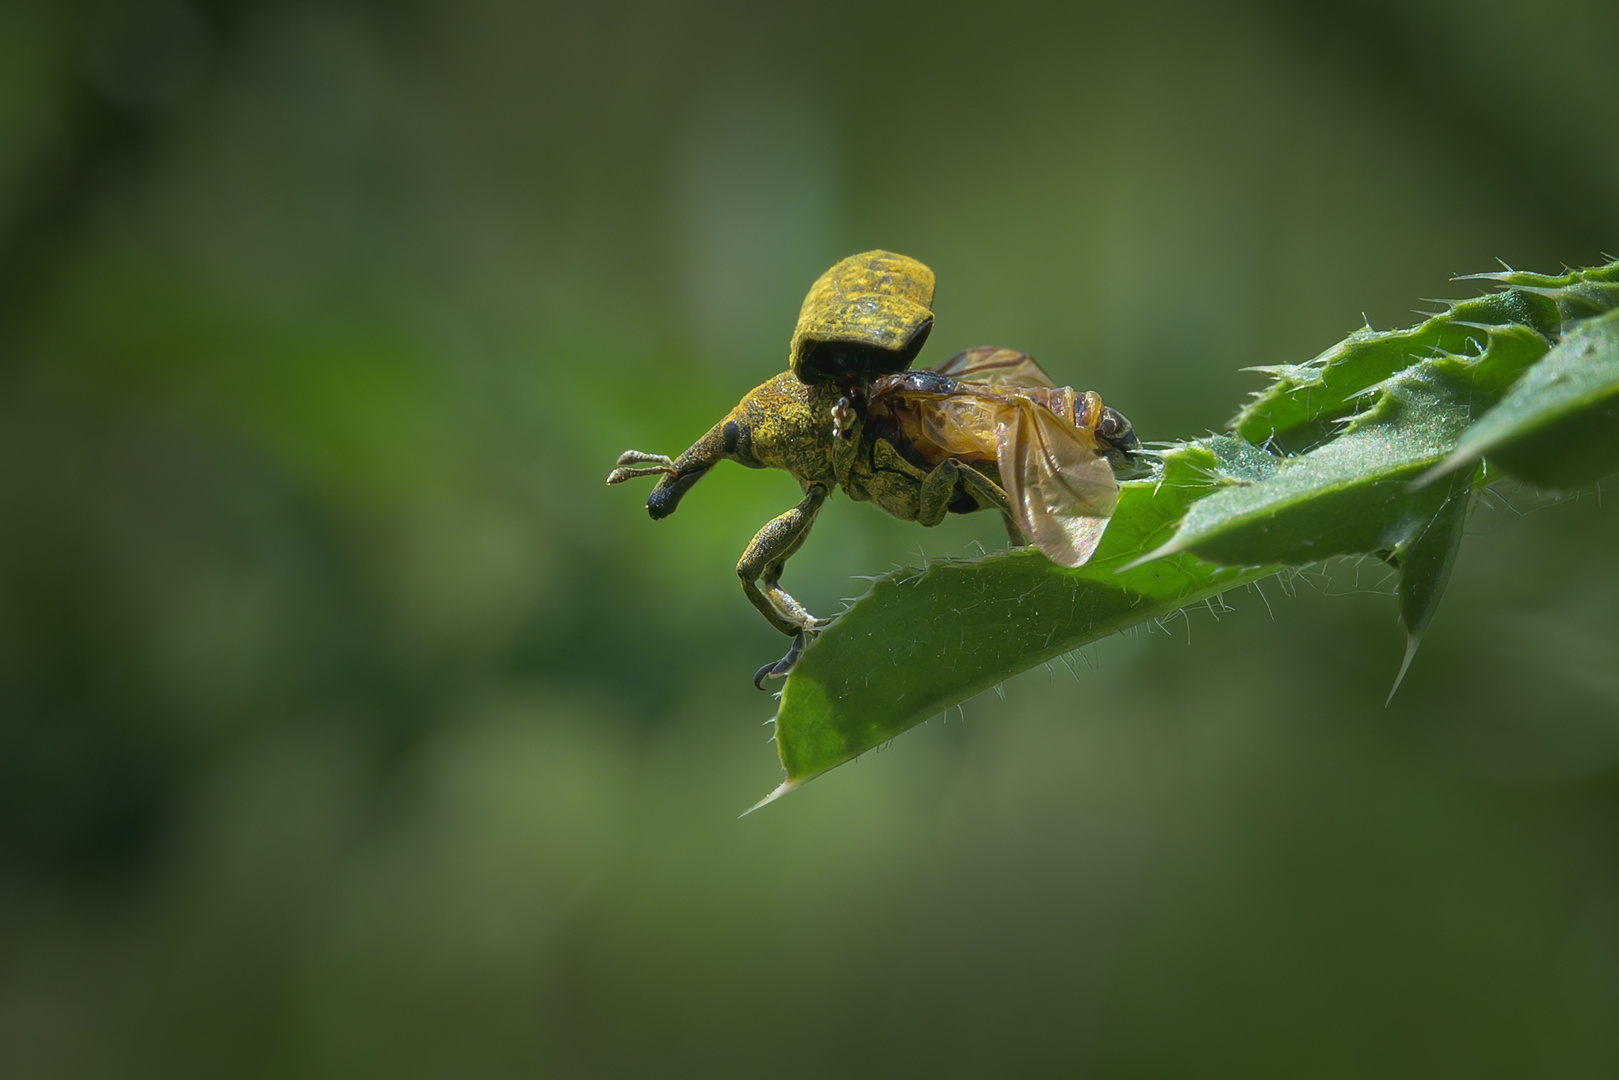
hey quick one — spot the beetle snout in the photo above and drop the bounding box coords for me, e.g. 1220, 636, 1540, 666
647, 467, 709, 519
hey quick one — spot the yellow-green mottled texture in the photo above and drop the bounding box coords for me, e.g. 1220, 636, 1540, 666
729, 372, 839, 483
789, 250, 936, 371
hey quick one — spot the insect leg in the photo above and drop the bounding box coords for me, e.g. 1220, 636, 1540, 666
831, 421, 861, 490
738, 484, 829, 635
739, 484, 830, 688
915, 458, 968, 527
962, 466, 1025, 546
916, 459, 1025, 545
753, 630, 812, 690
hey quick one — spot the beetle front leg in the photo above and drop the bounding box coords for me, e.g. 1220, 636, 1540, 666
739, 483, 830, 688
739, 483, 830, 634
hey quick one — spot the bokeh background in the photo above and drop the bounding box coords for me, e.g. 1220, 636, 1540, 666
5, 0, 1619, 1076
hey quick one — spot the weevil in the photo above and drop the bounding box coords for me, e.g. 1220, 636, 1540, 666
608, 251, 1138, 687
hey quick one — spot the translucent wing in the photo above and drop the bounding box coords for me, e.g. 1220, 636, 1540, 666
913, 393, 1001, 463
868, 367, 1123, 566
996, 397, 1119, 568
869, 372, 1004, 464
931, 347, 1057, 390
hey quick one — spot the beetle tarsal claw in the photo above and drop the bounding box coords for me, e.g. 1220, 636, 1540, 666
753, 629, 815, 690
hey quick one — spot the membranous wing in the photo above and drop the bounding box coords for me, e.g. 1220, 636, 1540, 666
996, 394, 1118, 567
871, 357, 1121, 568
929, 347, 1057, 390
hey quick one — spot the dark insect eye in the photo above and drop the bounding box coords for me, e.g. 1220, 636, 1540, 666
1098, 407, 1140, 454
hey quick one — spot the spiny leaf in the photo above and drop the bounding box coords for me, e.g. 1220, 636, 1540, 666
1388, 464, 1479, 701
1154, 324, 1545, 567
1457, 262, 1619, 324
756, 439, 1280, 805
1425, 307, 1619, 491
759, 259, 1619, 806
1232, 289, 1557, 449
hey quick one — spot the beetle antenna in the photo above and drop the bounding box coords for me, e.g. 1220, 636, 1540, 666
606, 465, 672, 484
606, 450, 675, 485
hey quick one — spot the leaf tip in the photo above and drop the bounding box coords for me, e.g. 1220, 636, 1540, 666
1386, 632, 1423, 705
740, 778, 798, 817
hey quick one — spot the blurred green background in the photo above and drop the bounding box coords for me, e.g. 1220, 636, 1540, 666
4, 0, 1619, 1076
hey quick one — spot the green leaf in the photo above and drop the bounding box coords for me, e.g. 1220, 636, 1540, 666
1153, 325, 1546, 567
755, 438, 1280, 806
1457, 263, 1619, 324
1232, 289, 1558, 450
1387, 464, 1479, 700
1425, 308, 1619, 490
753, 259, 1619, 807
